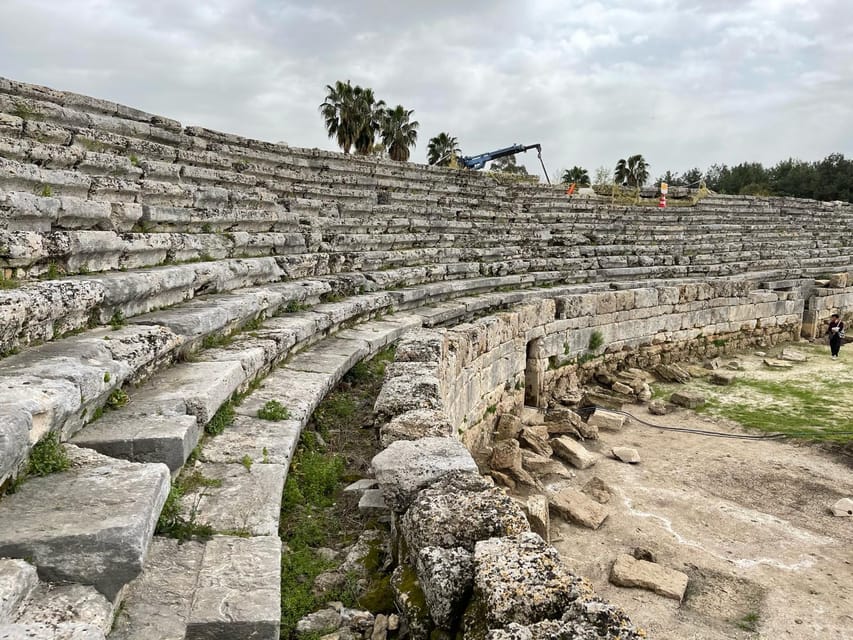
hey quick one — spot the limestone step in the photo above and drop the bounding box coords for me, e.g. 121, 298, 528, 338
13, 583, 113, 634
0, 622, 106, 639
178, 462, 286, 537
109, 536, 281, 640
0, 447, 169, 601
199, 415, 300, 468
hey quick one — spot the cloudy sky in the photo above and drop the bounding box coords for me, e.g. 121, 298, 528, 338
1, 0, 852, 180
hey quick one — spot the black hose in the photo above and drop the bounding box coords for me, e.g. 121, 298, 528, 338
577, 405, 853, 441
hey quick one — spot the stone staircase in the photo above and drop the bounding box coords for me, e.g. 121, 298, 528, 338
1, 76, 853, 638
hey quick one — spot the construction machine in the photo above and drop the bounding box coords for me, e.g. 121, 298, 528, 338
460, 143, 551, 184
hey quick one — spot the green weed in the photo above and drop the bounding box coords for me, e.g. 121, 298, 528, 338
109, 310, 125, 330
258, 400, 290, 421
205, 401, 235, 435
26, 433, 70, 477
241, 454, 253, 472
106, 388, 128, 409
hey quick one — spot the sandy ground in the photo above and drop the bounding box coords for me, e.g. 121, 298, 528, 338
546, 343, 853, 639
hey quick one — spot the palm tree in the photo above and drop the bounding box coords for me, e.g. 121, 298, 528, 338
614, 154, 650, 187
352, 87, 385, 156
319, 80, 357, 154
560, 166, 590, 186
427, 133, 460, 166
381, 105, 419, 162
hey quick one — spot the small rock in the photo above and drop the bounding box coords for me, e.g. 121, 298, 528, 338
611, 447, 641, 464
490, 470, 516, 490
636, 383, 652, 403
358, 489, 389, 517
387, 614, 399, 631
754, 351, 767, 357
341, 607, 375, 632
296, 608, 343, 637
831, 497, 853, 517
581, 477, 613, 504
703, 358, 721, 370
491, 439, 523, 472
632, 547, 655, 563
586, 409, 625, 431
543, 407, 584, 436
548, 488, 609, 529
371, 614, 388, 640
648, 400, 669, 416
711, 371, 736, 386
670, 390, 705, 409
313, 571, 346, 597
316, 547, 340, 563
551, 436, 597, 470
609, 554, 689, 601
725, 361, 744, 371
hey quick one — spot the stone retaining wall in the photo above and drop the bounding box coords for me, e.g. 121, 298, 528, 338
376, 279, 804, 449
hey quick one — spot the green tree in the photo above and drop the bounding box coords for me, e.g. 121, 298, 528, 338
657, 170, 679, 186
560, 166, 590, 185
490, 154, 528, 175
680, 167, 703, 186
427, 132, 460, 166
615, 154, 649, 187
319, 81, 385, 155
812, 153, 853, 202
592, 165, 611, 186
380, 105, 419, 162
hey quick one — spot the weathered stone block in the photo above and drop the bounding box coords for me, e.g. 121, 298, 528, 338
609, 554, 688, 601
670, 390, 705, 409
585, 409, 625, 432
551, 436, 597, 470
372, 438, 478, 513
548, 488, 609, 530
416, 546, 474, 628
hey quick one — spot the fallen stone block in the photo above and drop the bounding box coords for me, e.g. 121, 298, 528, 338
372, 438, 479, 513
611, 447, 641, 464
551, 436, 597, 470
654, 363, 691, 384
611, 381, 634, 396
831, 497, 853, 517
358, 489, 389, 518
495, 413, 523, 441
344, 478, 379, 493
519, 425, 553, 457
711, 371, 736, 386
548, 488, 609, 530
0, 450, 169, 601
608, 553, 688, 601
185, 536, 281, 640
670, 390, 705, 409
520, 450, 572, 479
524, 495, 550, 543
763, 358, 793, 370
586, 409, 625, 432
780, 348, 807, 362
829, 272, 848, 288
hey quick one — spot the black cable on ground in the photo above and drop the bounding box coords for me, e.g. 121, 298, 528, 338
577, 405, 853, 441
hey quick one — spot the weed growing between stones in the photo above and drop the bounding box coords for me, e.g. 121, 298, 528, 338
0, 277, 19, 290
201, 333, 233, 349
279, 347, 396, 638
240, 454, 253, 472
106, 388, 128, 409
258, 400, 290, 421
205, 401, 235, 436
109, 310, 125, 330
588, 330, 604, 352
283, 300, 310, 313
735, 612, 760, 632
155, 470, 222, 541
25, 433, 70, 477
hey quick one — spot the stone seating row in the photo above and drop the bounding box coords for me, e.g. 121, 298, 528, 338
0, 267, 613, 637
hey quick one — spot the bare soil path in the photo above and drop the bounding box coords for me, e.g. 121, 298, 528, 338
550, 341, 853, 639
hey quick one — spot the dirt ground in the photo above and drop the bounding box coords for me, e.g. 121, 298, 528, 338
547, 342, 853, 640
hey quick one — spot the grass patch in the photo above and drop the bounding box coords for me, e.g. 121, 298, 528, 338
279, 347, 396, 638
201, 333, 233, 349
106, 388, 129, 409
283, 300, 310, 313
734, 611, 760, 632
26, 433, 71, 477
109, 310, 125, 330
698, 377, 851, 442
0, 277, 20, 290
155, 469, 222, 541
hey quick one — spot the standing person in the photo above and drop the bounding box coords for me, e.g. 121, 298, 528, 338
827, 314, 845, 359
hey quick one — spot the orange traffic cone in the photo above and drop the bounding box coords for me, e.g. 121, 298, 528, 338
658, 194, 666, 208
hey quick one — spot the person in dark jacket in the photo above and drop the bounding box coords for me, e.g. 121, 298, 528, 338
827, 314, 845, 359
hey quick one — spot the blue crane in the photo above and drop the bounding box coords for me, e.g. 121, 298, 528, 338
459, 143, 551, 184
